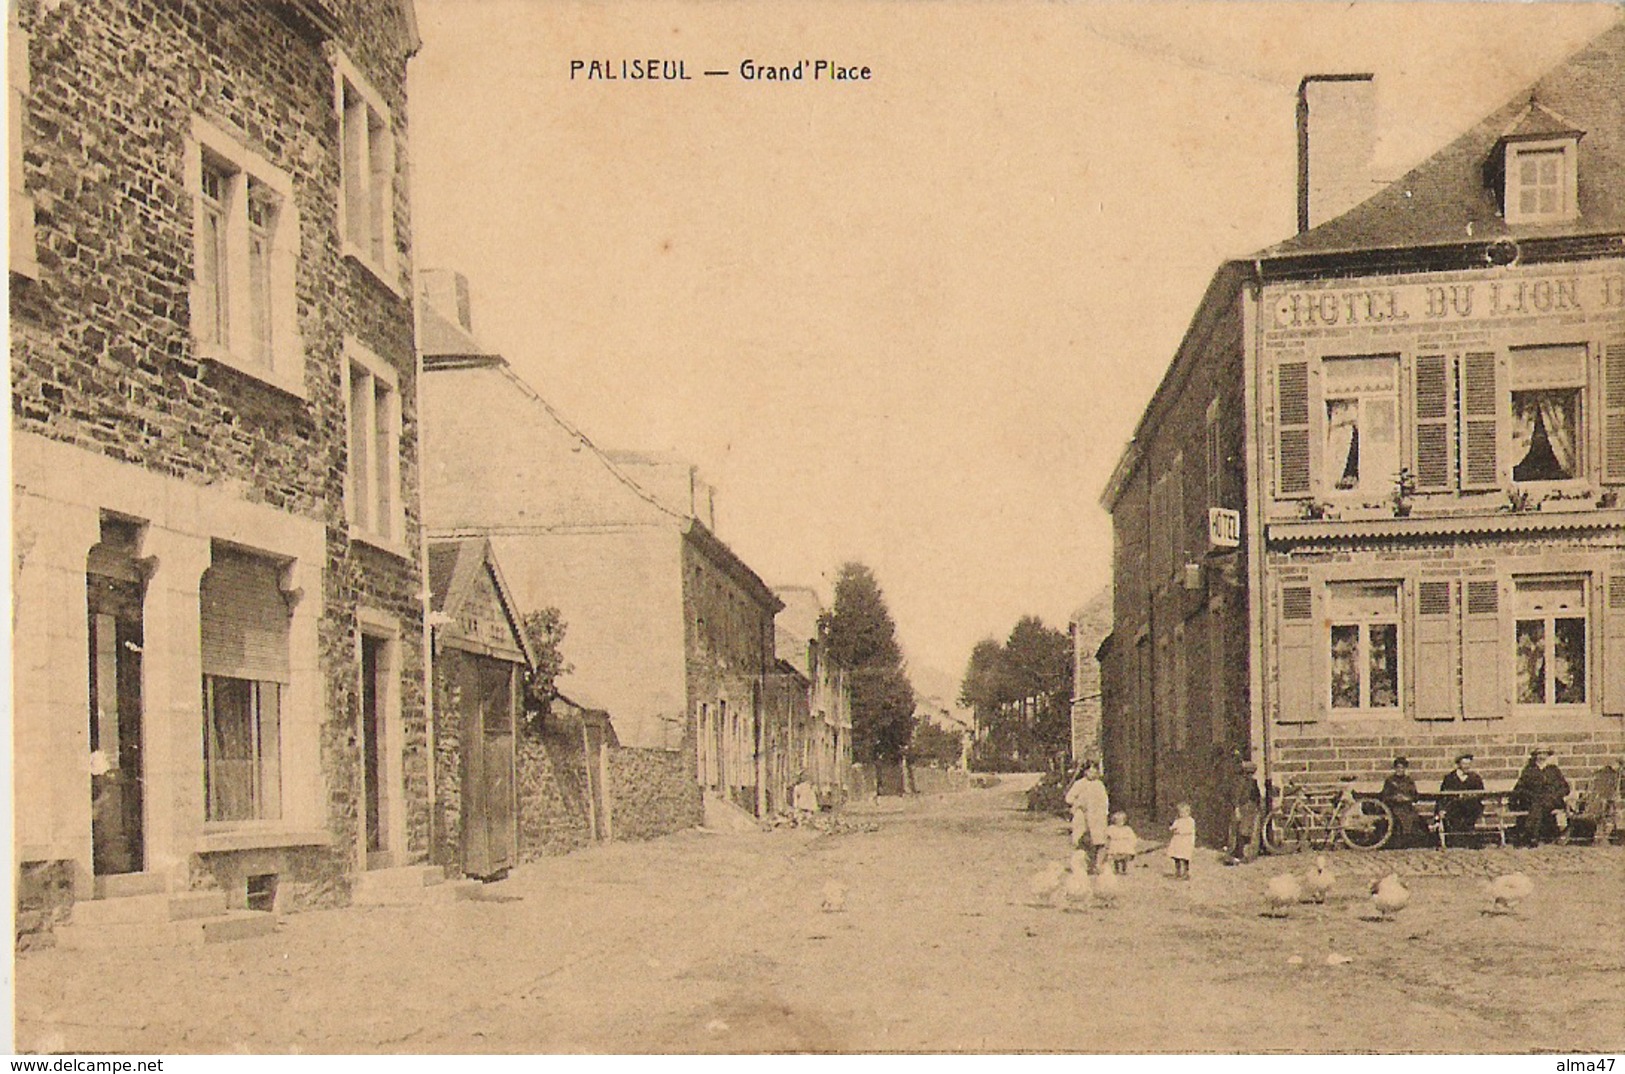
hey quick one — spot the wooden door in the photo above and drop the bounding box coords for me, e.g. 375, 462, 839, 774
461, 653, 517, 878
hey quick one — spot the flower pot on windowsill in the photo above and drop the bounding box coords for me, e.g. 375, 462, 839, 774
1392, 503, 1412, 518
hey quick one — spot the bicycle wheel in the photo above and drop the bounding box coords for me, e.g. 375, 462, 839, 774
1339, 797, 1394, 850
1264, 810, 1309, 854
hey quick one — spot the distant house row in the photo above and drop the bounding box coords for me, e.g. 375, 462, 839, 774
9, 0, 850, 947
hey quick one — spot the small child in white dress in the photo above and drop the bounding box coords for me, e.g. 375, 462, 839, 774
1168, 802, 1197, 879
1104, 811, 1137, 875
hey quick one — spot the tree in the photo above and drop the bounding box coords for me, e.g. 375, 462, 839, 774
519, 607, 571, 731
908, 719, 965, 769
822, 562, 915, 766
960, 616, 1074, 772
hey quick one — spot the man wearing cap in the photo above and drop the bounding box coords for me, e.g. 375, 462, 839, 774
1225, 757, 1262, 865
1512, 747, 1570, 846
1438, 753, 1486, 845
1380, 757, 1424, 848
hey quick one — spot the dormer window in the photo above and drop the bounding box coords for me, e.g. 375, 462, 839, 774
1505, 140, 1577, 225
1489, 100, 1582, 227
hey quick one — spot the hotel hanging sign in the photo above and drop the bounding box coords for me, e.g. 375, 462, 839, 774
1271, 268, 1625, 331
1208, 507, 1241, 550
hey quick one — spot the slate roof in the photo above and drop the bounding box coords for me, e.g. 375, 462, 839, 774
1260, 23, 1625, 256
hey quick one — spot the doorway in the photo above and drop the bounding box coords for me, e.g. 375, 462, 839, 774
360, 632, 390, 869
87, 521, 146, 880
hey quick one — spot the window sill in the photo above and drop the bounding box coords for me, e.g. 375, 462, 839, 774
343, 245, 404, 299
197, 341, 309, 401
349, 525, 414, 561
197, 827, 332, 853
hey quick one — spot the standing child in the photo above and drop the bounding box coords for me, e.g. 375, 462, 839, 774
1168, 802, 1196, 880
1104, 811, 1137, 875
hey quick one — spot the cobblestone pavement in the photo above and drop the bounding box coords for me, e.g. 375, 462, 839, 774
13, 780, 1624, 1054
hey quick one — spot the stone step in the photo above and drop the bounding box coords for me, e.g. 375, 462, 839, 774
350, 865, 451, 905
54, 910, 275, 951
71, 890, 229, 927
92, 872, 167, 900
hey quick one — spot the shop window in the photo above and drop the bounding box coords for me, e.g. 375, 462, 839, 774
1510, 345, 1587, 484
335, 54, 396, 288
345, 339, 403, 548
186, 118, 302, 395
1323, 355, 1398, 496
1514, 576, 1587, 706
1327, 581, 1400, 711
200, 548, 291, 823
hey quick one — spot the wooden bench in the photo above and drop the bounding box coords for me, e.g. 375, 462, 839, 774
1417, 782, 1524, 849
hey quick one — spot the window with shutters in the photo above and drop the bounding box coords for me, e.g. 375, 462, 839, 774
1323, 355, 1399, 497
1413, 354, 1453, 491
1276, 361, 1312, 498
1206, 398, 1223, 509
1277, 584, 1317, 724
1513, 576, 1588, 707
1327, 581, 1401, 712
1460, 351, 1500, 490
186, 118, 303, 396
1462, 579, 1503, 719
1415, 580, 1458, 721
334, 54, 398, 291
1168, 452, 1185, 578
1509, 345, 1587, 485
200, 548, 291, 823
345, 339, 403, 549
1605, 335, 1625, 486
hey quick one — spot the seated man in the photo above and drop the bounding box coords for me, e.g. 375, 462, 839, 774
1512, 747, 1570, 847
1438, 752, 1486, 845
1380, 756, 1425, 848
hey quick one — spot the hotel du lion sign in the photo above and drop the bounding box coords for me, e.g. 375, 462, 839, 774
1271, 265, 1625, 331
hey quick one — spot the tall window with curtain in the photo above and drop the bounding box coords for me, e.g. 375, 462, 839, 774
1510, 344, 1586, 483
1322, 355, 1398, 496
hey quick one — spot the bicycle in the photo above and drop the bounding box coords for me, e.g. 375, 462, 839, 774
1262, 778, 1395, 853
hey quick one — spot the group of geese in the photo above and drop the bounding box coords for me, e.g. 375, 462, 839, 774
1028, 852, 1538, 920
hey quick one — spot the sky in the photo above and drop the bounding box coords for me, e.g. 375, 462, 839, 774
406, 0, 1622, 690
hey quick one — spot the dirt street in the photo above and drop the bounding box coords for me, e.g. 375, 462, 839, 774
14, 777, 1624, 1054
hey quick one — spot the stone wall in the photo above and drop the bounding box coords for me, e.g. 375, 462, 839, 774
607, 744, 703, 841
515, 719, 596, 860
15, 861, 74, 950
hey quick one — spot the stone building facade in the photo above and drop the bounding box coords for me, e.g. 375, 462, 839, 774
418, 274, 785, 826
11, 0, 428, 935
1101, 27, 1625, 834
774, 585, 854, 805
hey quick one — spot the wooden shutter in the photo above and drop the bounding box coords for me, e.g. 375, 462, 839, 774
1277, 584, 1318, 723
200, 551, 291, 683
1461, 578, 1502, 719
1413, 580, 1457, 720
1276, 361, 1313, 498
1604, 333, 1625, 485
1460, 351, 1501, 490
1604, 571, 1625, 718
1413, 354, 1453, 491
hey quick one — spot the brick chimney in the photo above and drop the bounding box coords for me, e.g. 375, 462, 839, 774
418, 268, 474, 333
1297, 74, 1377, 233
